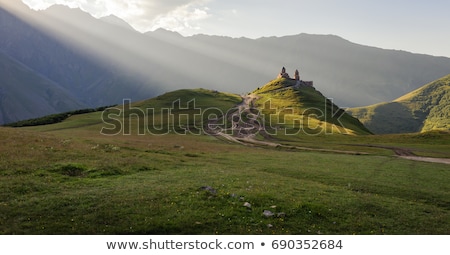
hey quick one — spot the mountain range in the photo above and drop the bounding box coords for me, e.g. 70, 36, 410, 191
1, 0, 450, 125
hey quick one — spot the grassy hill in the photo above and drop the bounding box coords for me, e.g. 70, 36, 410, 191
1, 87, 449, 235
348, 74, 450, 134
253, 78, 372, 135
12, 88, 242, 134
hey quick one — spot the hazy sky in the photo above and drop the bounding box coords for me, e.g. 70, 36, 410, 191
21, 0, 450, 57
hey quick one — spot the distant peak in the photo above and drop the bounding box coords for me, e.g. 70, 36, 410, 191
43, 4, 93, 18
45, 4, 80, 12
100, 15, 135, 31
145, 28, 183, 38
153, 28, 182, 36
101, 14, 121, 20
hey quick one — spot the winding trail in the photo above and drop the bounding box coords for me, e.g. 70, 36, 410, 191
206, 94, 368, 155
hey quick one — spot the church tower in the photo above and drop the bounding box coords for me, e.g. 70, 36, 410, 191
294, 69, 300, 81
277, 67, 290, 79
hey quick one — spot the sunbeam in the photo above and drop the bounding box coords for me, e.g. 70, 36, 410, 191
1, 0, 273, 96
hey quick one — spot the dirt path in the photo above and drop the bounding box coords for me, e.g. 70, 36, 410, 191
354, 144, 450, 165
398, 156, 450, 165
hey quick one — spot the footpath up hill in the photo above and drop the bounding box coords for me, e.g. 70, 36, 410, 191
253, 77, 372, 136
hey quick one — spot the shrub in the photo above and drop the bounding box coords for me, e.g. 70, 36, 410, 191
4, 105, 117, 127
51, 163, 87, 177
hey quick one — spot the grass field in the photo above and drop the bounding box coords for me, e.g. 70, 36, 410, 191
0, 88, 449, 235
0, 125, 449, 234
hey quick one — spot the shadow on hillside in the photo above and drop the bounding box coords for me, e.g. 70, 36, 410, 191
368, 102, 423, 134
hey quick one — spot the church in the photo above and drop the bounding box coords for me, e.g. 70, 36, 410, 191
277, 67, 314, 87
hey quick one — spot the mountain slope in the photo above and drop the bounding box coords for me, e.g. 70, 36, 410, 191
0, 51, 85, 124
253, 78, 372, 135
0, 2, 160, 124
347, 74, 450, 134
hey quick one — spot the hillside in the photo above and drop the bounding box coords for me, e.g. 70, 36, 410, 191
15, 88, 243, 134
0, 51, 85, 124
2, 1, 450, 124
348, 74, 450, 134
253, 78, 372, 136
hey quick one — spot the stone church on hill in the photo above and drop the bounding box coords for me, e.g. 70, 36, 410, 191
277, 67, 314, 87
